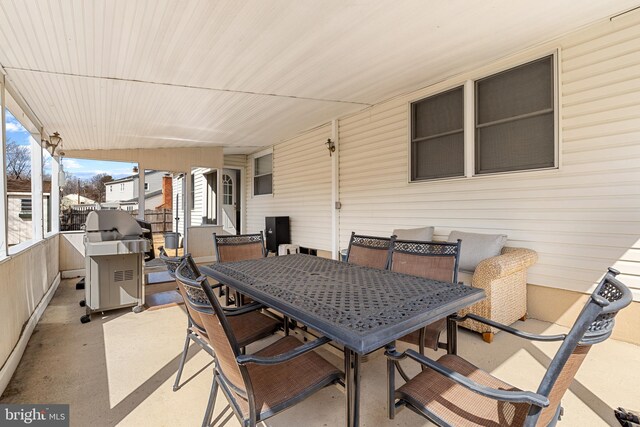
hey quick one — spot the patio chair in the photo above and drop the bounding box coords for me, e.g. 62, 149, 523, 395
385, 267, 633, 427
176, 260, 344, 427
389, 239, 461, 354
168, 253, 281, 394
158, 246, 182, 278
213, 232, 266, 306
345, 232, 395, 269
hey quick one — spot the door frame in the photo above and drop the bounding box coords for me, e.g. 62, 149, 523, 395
221, 165, 245, 234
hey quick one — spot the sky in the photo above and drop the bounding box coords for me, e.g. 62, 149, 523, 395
6, 110, 136, 181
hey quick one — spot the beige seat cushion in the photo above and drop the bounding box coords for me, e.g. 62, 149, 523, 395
457, 270, 474, 286
392, 226, 434, 241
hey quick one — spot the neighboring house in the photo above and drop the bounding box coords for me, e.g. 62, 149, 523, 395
172, 157, 245, 236
61, 194, 97, 209
104, 170, 171, 211
7, 179, 50, 246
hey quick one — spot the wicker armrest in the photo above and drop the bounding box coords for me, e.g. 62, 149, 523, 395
454, 314, 566, 342
237, 336, 331, 366
385, 346, 549, 408
474, 247, 538, 281
222, 301, 265, 316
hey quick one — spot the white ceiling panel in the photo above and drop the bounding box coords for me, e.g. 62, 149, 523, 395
0, 0, 638, 152
7, 67, 358, 150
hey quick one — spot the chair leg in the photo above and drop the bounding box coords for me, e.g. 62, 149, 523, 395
173, 332, 192, 391
202, 374, 218, 427
482, 332, 494, 343
387, 351, 396, 420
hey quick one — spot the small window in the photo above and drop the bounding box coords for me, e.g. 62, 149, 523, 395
253, 153, 273, 196
475, 55, 555, 174
120, 183, 125, 191
19, 198, 32, 219
223, 174, 233, 205
144, 183, 149, 191
410, 86, 465, 181
109, 186, 112, 192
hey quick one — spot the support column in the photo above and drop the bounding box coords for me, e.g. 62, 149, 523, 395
30, 136, 43, 241
330, 119, 340, 260
0, 76, 7, 257
137, 167, 145, 220
50, 156, 60, 234
183, 170, 191, 252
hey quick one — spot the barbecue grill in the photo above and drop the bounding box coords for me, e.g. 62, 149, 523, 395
80, 210, 151, 323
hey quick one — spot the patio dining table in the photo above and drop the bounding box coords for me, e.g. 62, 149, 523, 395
200, 253, 485, 427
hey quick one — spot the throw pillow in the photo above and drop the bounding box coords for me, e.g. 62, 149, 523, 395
392, 226, 435, 241
448, 230, 507, 272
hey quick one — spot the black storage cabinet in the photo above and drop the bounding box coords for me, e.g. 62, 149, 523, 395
265, 216, 290, 253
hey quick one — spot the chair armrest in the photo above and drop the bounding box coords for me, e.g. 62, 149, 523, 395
385, 346, 549, 408
454, 314, 566, 342
237, 336, 331, 366
222, 301, 265, 316
474, 248, 538, 281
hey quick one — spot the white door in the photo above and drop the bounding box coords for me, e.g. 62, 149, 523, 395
221, 169, 238, 234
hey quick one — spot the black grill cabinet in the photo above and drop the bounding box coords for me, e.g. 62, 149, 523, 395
265, 216, 290, 253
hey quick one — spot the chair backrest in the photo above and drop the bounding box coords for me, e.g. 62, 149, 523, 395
175, 260, 251, 400
389, 239, 461, 283
158, 246, 183, 278
170, 253, 210, 332
213, 232, 266, 263
346, 232, 394, 270
530, 268, 633, 426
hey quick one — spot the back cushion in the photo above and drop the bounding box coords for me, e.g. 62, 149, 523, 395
392, 226, 434, 241
448, 231, 507, 272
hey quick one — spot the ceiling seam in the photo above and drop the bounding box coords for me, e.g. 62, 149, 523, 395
3, 66, 373, 106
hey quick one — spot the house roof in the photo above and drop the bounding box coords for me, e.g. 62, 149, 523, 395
105, 170, 165, 186
124, 190, 162, 202
0, 2, 637, 154
7, 179, 52, 194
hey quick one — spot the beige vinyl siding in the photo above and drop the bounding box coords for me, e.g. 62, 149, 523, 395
224, 154, 247, 169
0, 234, 59, 370
338, 17, 640, 299
245, 124, 332, 251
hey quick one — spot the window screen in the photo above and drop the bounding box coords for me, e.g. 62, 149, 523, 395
475, 55, 555, 174
411, 86, 464, 181
254, 153, 273, 195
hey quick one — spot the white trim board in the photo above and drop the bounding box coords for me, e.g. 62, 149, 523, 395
0, 272, 61, 395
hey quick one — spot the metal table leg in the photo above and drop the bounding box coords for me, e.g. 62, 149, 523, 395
344, 348, 361, 427
446, 314, 458, 355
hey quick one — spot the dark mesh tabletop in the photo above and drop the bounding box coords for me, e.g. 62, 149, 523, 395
201, 254, 484, 353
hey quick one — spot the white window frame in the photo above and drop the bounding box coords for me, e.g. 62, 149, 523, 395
408, 49, 559, 184
250, 147, 273, 197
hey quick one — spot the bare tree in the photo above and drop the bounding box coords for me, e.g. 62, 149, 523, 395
6, 140, 31, 179
87, 173, 113, 202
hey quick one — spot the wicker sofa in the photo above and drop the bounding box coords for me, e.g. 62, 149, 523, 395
456, 246, 538, 343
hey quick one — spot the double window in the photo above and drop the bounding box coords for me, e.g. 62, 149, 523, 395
253, 152, 273, 196
411, 55, 556, 181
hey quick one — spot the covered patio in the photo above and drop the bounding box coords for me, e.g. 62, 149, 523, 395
1, 1, 640, 426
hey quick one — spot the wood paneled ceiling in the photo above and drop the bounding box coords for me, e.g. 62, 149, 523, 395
0, 0, 637, 153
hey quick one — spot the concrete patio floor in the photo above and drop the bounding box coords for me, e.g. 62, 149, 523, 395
1, 278, 638, 427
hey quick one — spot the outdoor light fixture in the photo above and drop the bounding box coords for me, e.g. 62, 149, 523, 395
325, 138, 336, 157
44, 131, 62, 155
